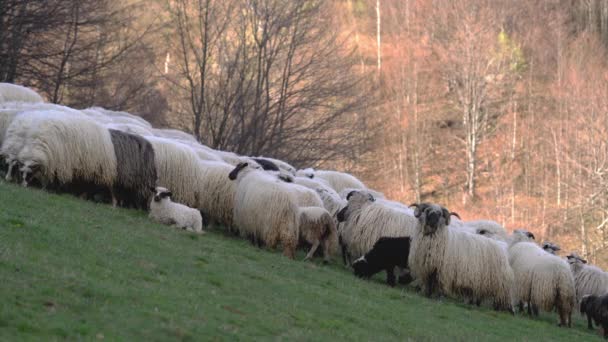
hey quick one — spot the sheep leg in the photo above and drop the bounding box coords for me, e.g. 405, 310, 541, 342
386, 268, 396, 287
5, 161, 15, 181
322, 241, 331, 264
532, 304, 539, 317
304, 240, 320, 261
340, 237, 349, 266
517, 301, 524, 314
587, 314, 594, 330
425, 271, 437, 298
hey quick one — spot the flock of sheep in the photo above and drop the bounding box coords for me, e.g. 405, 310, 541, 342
1, 83, 607, 337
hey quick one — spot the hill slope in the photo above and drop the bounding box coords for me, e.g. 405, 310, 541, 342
0, 182, 602, 341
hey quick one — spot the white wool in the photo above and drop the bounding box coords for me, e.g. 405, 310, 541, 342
299, 168, 366, 193
104, 123, 153, 137
214, 150, 253, 166
568, 258, 608, 303
149, 187, 203, 233
339, 187, 385, 200
465, 220, 508, 241
298, 206, 338, 261
15, 110, 117, 187
194, 160, 237, 227
508, 232, 575, 324
314, 187, 346, 216
409, 204, 514, 310
231, 164, 300, 258
285, 182, 324, 207
340, 192, 416, 259
84, 107, 152, 129
152, 128, 198, 142
145, 136, 202, 207
0, 83, 43, 104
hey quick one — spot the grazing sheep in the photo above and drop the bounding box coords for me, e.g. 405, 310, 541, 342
580, 294, 608, 337
229, 162, 300, 259
298, 206, 337, 262
193, 160, 238, 229
508, 230, 575, 326
352, 237, 412, 287
16, 111, 117, 199
542, 242, 561, 255
408, 203, 514, 312
146, 136, 202, 208
108, 129, 157, 209
297, 168, 366, 193
567, 253, 608, 303
149, 186, 203, 233
0, 83, 43, 104
336, 191, 416, 264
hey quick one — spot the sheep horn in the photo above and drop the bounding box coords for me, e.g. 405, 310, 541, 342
450, 211, 461, 219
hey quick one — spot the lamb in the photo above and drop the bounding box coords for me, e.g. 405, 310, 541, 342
542, 241, 561, 255
408, 203, 514, 312
352, 237, 412, 287
508, 229, 575, 326
297, 168, 366, 193
108, 129, 157, 209
298, 206, 338, 262
580, 294, 608, 337
228, 162, 300, 259
0, 83, 43, 104
336, 191, 416, 265
567, 253, 608, 303
15, 111, 117, 199
149, 186, 204, 233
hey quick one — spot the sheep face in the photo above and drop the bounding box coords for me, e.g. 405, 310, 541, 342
542, 242, 561, 255
511, 229, 535, 243
336, 190, 374, 222
277, 171, 294, 183
412, 203, 451, 236
151, 186, 172, 202
19, 161, 42, 187
296, 168, 314, 179
352, 256, 374, 278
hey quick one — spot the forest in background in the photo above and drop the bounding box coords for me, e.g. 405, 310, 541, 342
1, 0, 607, 266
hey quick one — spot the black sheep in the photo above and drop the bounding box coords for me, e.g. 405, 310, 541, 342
581, 294, 608, 338
352, 236, 412, 287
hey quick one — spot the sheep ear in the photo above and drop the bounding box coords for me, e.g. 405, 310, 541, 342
582, 258, 588, 264
367, 193, 375, 202
527, 232, 535, 240
346, 190, 357, 200
165, 192, 172, 198
450, 211, 461, 219
150, 187, 156, 192
479, 229, 487, 235
442, 208, 451, 226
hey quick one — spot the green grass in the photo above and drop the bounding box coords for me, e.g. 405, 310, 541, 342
0, 181, 603, 341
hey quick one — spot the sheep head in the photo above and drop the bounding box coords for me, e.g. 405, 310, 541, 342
352, 255, 373, 279
411, 203, 451, 236
228, 162, 249, 180
337, 190, 375, 223
152, 186, 172, 202
542, 241, 561, 255
511, 229, 535, 244
19, 160, 42, 188
296, 168, 315, 179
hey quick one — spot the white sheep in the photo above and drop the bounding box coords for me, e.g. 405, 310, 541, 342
566, 253, 608, 303
0, 83, 44, 104
193, 160, 238, 229
508, 230, 575, 326
337, 191, 416, 264
408, 203, 515, 312
229, 162, 300, 259
297, 168, 366, 193
149, 186, 204, 233
15, 111, 117, 197
298, 206, 338, 262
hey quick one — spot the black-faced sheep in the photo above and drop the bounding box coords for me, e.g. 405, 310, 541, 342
149, 186, 204, 233
352, 236, 412, 287
508, 230, 575, 326
408, 203, 514, 312
580, 294, 608, 337
542, 241, 561, 255
567, 253, 608, 303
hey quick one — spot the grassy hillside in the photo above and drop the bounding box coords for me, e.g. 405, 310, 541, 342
0, 182, 602, 341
